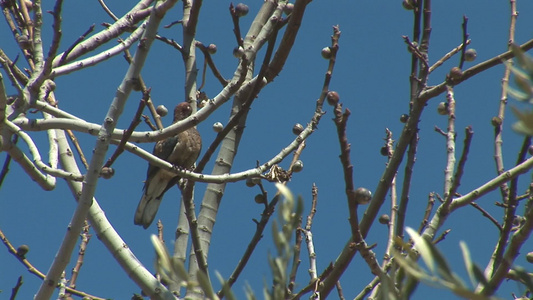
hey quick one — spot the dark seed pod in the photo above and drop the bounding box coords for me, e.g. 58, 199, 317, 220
437, 102, 448, 115
156, 105, 168, 117
354, 187, 372, 205
292, 123, 304, 135
326, 91, 340, 106
213, 122, 224, 133
407, 41, 418, 53
233, 46, 244, 58
402, 0, 415, 10
17, 35, 31, 50
527, 252, 533, 263
400, 114, 409, 123
292, 160, 304, 172
44, 79, 56, 91
449, 67, 463, 80
100, 167, 115, 179
380, 146, 388, 156
283, 3, 294, 14
464, 49, 477, 62
17, 244, 29, 257
321, 47, 332, 59
254, 194, 266, 204
491, 116, 502, 127
246, 177, 256, 187
131, 78, 142, 91
207, 44, 217, 54
235, 3, 249, 17
379, 214, 390, 224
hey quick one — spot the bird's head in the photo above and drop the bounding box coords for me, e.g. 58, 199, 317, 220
173, 102, 194, 123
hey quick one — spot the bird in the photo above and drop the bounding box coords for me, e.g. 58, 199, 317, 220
134, 102, 202, 229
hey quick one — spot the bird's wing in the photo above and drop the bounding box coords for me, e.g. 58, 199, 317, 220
135, 125, 201, 229
135, 136, 181, 228
145, 135, 180, 180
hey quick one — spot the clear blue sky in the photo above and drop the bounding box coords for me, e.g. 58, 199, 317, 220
1, 1, 533, 299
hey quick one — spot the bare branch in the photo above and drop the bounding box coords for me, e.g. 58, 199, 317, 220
35, 2, 178, 297
0, 228, 106, 300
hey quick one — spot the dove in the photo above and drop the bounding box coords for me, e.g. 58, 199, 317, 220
134, 102, 202, 229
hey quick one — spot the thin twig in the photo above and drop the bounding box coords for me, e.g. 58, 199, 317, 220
58, 25, 95, 67
303, 184, 319, 280
103, 91, 151, 168
429, 40, 470, 73
335, 281, 346, 300
194, 27, 276, 174
433, 228, 451, 244
353, 276, 380, 300
142, 114, 158, 131
469, 202, 502, 231
65, 129, 89, 169
458, 15, 469, 69
184, 12, 279, 285
288, 220, 303, 295
196, 41, 229, 87
9, 275, 23, 300
0, 135, 17, 187
419, 38, 533, 102
396, 133, 418, 239
121, 48, 164, 130
492, 136, 531, 271
403, 36, 429, 69
481, 201, 533, 296
67, 220, 91, 296
216, 194, 280, 298
417, 192, 436, 234
333, 102, 384, 278
383, 129, 397, 264
41, 0, 64, 79
291, 264, 333, 299
0, 228, 106, 300
97, 0, 118, 20
446, 126, 474, 205
483, 0, 519, 284
51, 1, 153, 67
442, 85, 457, 210
229, 3, 244, 47
217, 139, 308, 298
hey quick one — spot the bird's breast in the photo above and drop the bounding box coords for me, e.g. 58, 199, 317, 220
167, 128, 202, 168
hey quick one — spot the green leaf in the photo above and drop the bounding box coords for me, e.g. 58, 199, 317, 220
449, 286, 495, 300
275, 183, 294, 203
392, 249, 427, 281
197, 270, 217, 300
511, 106, 533, 135
472, 264, 489, 287
511, 266, 533, 292
510, 65, 533, 98
511, 44, 533, 76
171, 257, 189, 283
460, 241, 476, 287
405, 227, 435, 273
508, 86, 531, 102
276, 183, 294, 222
150, 234, 174, 283
427, 242, 455, 283
216, 272, 236, 300
244, 282, 257, 300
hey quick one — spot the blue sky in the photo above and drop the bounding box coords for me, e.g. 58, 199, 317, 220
1, 1, 533, 299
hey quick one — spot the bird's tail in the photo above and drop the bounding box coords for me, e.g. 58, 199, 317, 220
134, 193, 162, 229
134, 174, 173, 229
